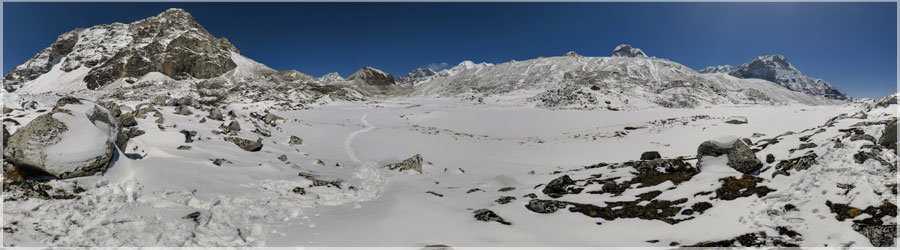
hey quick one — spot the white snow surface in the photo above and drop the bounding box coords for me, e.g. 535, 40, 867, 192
3, 93, 893, 247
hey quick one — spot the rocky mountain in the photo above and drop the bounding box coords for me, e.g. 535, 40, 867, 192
4, 8, 244, 92
346, 67, 396, 86
699, 54, 849, 100
411, 45, 846, 110
611, 44, 647, 58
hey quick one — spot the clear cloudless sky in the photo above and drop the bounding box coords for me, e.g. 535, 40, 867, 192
3, 2, 897, 98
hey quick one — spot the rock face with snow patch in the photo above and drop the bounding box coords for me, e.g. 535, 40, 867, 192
397, 68, 437, 84
697, 138, 762, 174
3, 97, 118, 179
611, 44, 647, 58
4, 8, 241, 92
699, 54, 848, 100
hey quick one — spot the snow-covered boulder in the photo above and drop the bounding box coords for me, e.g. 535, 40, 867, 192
3, 97, 118, 179
611, 44, 647, 58
697, 137, 762, 174
383, 154, 423, 173
225, 136, 262, 152
724, 116, 748, 124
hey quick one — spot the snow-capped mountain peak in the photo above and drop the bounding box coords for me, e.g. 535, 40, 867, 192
317, 72, 345, 84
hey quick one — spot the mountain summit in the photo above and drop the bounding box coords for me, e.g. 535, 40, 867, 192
4, 8, 243, 92
699, 54, 848, 100
611, 44, 647, 58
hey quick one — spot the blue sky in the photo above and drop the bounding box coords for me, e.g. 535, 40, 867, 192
3, 2, 897, 98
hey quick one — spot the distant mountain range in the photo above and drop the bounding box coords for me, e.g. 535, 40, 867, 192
2, 8, 852, 109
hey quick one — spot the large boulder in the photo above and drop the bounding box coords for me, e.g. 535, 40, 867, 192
3, 97, 118, 179
697, 137, 762, 174
878, 120, 897, 152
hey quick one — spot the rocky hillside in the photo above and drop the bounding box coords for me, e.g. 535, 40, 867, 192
4, 9, 242, 92
699, 54, 849, 100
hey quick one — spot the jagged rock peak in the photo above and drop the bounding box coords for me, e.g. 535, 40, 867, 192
347, 67, 396, 85
611, 44, 647, 58
699, 54, 849, 100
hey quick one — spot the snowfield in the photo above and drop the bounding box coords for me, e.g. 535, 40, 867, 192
3, 92, 895, 247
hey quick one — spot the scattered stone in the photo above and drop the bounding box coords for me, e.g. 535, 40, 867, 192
498, 187, 516, 192
766, 154, 775, 164
640, 151, 661, 160
523, 193, 537, 199
174, 105, 193, 115
602, 181, 617, 193
426, 191, 444, 197
495, 196, 516, 204
292, 187, 306, 194
624, 126, 646, 130
179, 130, 197, 143
473, 209, 511, 225
176, 145, 192, 150
224, 137, 262, 151
383, 154, 423, 173
316, 159, 326, 166
211, 158, 232, 166
278, 154, 288, 162
208, 109, 224, 121
850, 133, 876, 143
289, 135, 303, 145
466, 188, 483, 194
223, 120, 241, 132
773, 153, 818, 177
797, 142, 817, 150
182, 211, 201, 223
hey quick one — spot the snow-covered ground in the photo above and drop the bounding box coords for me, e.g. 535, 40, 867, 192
5, 93, 893, 247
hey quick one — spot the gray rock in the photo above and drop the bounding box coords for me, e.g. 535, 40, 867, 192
495, 196, 516, 204
179, 130, 197, 143
262, 113, 283, 126
223, 120, 241, 132
526, 199, 568, 214
766, 154, 775, 164
2, 125, 9, 151
724, 116, 748, 124
852, 222, 897, 247
602, 181, 617, 193
118, 113, 137, 127
174, 105, 193, 115
3, 99, 117, 179
473, 209, 510, 225
278, 154, 287, 162
878, 120, 897, 152
289, 135, 303, 145
225, 137, 262, 152
208, 108, 224, 121
542, 175, 576, 198
798, 142, 817, 150
640, 151, 661, 160
384, 154, 423, 173
211, 158, 232, 166
851, 133, 876, 143
697, 138, 762, 174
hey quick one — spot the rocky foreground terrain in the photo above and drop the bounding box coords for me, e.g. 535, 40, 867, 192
1, 8, 897, 247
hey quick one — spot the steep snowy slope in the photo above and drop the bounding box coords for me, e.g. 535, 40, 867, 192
699, 54, 849, 100
412, 48, 845, 110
